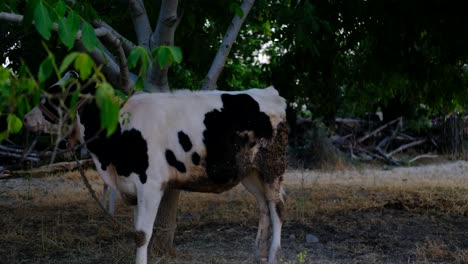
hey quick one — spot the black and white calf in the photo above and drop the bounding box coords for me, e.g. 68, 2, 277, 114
24, 72, 288, 264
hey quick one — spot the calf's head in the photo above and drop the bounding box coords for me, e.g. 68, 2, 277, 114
23, 71, 88, 134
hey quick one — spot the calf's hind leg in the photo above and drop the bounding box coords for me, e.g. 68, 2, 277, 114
265, 177, 285, 263
242, 171, 270, 264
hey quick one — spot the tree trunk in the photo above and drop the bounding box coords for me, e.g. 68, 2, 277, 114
320, 54, 338, 127
150, 189, 181, 257
147, 0, 181, 257
441, 113, 465, 159
201, 0, 255, 90
149, 0, 180, 92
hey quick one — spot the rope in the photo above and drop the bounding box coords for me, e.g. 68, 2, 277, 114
72, 152, 131, 231
155, 225, 178, 232
73, 152, 178, 236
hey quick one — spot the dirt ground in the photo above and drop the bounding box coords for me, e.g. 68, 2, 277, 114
1, 159, 468, 264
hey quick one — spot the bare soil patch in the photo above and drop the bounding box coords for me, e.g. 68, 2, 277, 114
1, 160, 468, 263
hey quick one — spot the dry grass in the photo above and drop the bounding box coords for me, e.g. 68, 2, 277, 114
415, 239, 450, 262
2, 161, 468, 263
414, 239, 468, 264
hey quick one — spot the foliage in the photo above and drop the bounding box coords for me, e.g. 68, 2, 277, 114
288, 119, 340, 169
0, 0, 184, 141
0, 49, 123, 141
0, 66, 41, 141
3, 0, 468, 142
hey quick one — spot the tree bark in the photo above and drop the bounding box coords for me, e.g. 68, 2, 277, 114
0, 12, 23, 23
92, 20, 136, 54
149, 0, 180, 92
128, 0, 152, 49
441, 113, 465, 159
117, 0, 184, 255
201, 0, 255, 90
146, 1, 182, 256
150, 189, 181, 257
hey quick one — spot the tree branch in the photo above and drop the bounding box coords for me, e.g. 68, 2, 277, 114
201, 0, 256, 90
0, 12, 23, 23
74, 41, 133, 94
149, 0, 180, 92
0, 11, 133, 94
128, 0, 152, 49
92, 20, 136, 54
92, 28, 131, 93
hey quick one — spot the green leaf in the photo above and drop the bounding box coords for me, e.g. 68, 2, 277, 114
81, 21, 98, 52
7, 114, 23, 133
229, 3, 244, 18
74, 53, 94, 80
17, 78, 37, 97
53, 1, 67, 18
58, 18, 73, 49
128, 47, 141, 69
155, 46, 173, 68
58, 11, 79, 49
68, 11, 80, 33
38, 56, 54, 83
82, 3, 99, 20
34, 1, 53, 40
0, 67, 11, 87
152, 46, 183, 68
114, 89, 128, 100
135, 76, 144, 91
169, 46, 183, 64
95, 83, 119, 136
59, 52, 79, 73
23, 0, 39, 28
68, 89, 80, 118
0, 131, 8, 143
128, 46, 151, 74
263, 21, 272, 36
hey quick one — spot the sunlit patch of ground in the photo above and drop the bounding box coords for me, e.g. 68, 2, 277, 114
1, 160, 468, 263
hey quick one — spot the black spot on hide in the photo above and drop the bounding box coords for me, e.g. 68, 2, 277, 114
178, 131, 192, 152
192, 152, 200, 165
80, 103, 149, 183
203, 93, 273, 184
165, 149, 187, 173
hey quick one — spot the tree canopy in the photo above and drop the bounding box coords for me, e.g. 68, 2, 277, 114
2, 0, 468, 137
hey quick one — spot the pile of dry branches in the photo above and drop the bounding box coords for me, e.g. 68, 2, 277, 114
0, 142, 91, 179
332, 117, 438, 165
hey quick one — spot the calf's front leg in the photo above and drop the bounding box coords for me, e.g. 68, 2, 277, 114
134, 186, 163, 264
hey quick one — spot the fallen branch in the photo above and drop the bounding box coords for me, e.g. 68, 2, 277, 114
0, 145, 39, 157
358, 117, 402, 143
408, 154, 438, 164
396, 132, 416, 141
374, 147, 401, 165
387, 139, 427, 158
354, 147, 383, 160
0, 150, 40, 162
331, 134, 353, 145
0, 159, 93, 179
